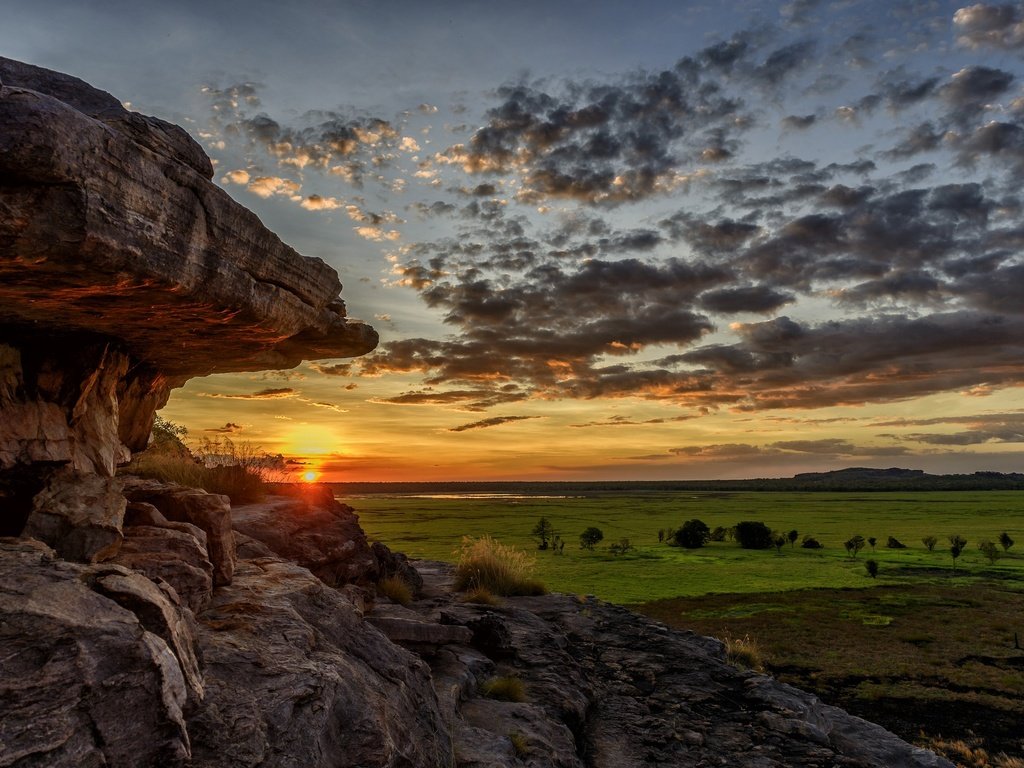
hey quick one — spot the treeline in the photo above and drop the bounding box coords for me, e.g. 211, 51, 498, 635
334, 468, 1024, 496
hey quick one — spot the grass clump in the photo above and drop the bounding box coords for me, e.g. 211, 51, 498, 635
462, 586, 501, 606
508, 732, 529, 758
724, 634, 765, 672
481, 675, 527, 702
454, 535, 547, 596
377, 575, 413, 606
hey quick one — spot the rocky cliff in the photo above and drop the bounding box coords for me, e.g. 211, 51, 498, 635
0, 60, 953, 768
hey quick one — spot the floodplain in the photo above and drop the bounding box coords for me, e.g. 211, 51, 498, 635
349, 488, 1024, 764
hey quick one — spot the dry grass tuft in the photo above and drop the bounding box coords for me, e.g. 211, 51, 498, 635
453, 535, 547, 596
508, 732, 529, 758
724, 634, 765, 672
481, 675, 527, 702
462, 586, 501, 606
925, 735, 1024, 768
378, 575, 413, 606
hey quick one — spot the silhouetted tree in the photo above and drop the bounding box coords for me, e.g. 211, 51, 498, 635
773, 534, 787, 554
788, 529, 799, 548
844, 535, 866, 558
999, 531, 1014, 552
532, 517, 555, 550
950, 534, 967, 571
657, 529, 665, 543
922, 535, 938, 552
735, 521, 773, 550
801, 535, 823, 549
674, 519, 711, 549
867, 536, 877, 552
865, 559, 879, 579
886, 536, 907, 549
710, 526, 729, 542
979, 540, 1000, 565
579, 527, 604, 550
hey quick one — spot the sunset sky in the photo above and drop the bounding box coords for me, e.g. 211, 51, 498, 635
5, 1, 1024, 480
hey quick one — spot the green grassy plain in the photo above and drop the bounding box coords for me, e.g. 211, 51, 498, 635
349, 490, 1024, 604
351, 489, 1024, 763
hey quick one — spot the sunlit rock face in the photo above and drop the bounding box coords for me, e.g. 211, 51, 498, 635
0, 57, 376, 535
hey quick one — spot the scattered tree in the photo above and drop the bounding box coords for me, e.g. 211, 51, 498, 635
734, 521, 773, 550
657, 529, 665, 543
773, 534, 787, 554
979, 540, 1000, 565
788, 529, 799, 548
865, 559, 879, 579
801, 535, 823, 549
922, 535, 938, 552
886, 536, 907, 549
710, 526, 729, 542
949, 534, 967, 571
608, 537, 633, 556
674, 519, 711, 549
579, 527, 604, 551
531, 517, 555, 550
867, 536, 877, 552
844, 535, 866, 558
551, 534, 563, 555
999, 531, 1014, 552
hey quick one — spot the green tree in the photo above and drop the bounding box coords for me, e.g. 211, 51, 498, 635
674, 519, 710, 549
867, 536, 877, 552
579, 527, 604, 551
999, 531, 1014, 552
788, 529, 799, 548
844, 535, 866, 558
922, 535, 938, 552
772, 534, 787, 554
865, 559, 879, 579
801, 535, 823, 549
710, 526, 729, 542
532, 517, 555, 550
949, 534, 967, 571
886, 536, 907, 549
734, 521, 773, 550
979, 540, 1000, 565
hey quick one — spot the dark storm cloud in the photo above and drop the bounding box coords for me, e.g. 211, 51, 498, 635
939, 65, 1014, 124
447, 415, 539, 432
781, 113, 817, 130
954, 3, 1024, 50
697, 285, 796, 314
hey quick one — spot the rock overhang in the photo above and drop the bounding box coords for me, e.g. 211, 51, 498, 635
0, 56, 377, 378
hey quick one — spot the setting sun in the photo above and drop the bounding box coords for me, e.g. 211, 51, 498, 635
302, 470, 318, 483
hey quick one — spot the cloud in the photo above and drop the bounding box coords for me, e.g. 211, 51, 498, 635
204, 422, 244, 433
954, 4, 1024, 50
300, 194, 343, 211
875, 411, 1024, 445
447, 415, 540, 432
247, 176, 301, 199
569, 414, 701, 428
199, 387, 296, 400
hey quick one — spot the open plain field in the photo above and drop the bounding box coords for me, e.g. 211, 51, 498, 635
349, 488, 1024, 764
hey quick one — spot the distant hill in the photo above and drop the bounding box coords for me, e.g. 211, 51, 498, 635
332, 468, 1024, 495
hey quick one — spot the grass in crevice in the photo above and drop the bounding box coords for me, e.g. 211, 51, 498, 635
454, 535, 546, 596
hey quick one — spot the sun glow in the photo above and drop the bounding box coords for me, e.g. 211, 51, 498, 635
302, 470, 318, 482
287, 425, 340, 456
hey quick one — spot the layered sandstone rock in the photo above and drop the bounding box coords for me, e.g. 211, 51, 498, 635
0, 56, 376, 540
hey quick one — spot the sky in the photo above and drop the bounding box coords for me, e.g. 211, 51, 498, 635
5, 0, 1024, 481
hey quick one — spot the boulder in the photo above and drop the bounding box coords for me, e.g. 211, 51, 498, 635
0, 539, 192, 767
187, 556, 452, 768
230, 491, 377, 587
113, 502, 214, 613
20, 467, 125, 562
122, 477, 235, 586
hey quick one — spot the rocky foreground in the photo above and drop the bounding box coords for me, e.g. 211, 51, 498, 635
1, 484, 951, 768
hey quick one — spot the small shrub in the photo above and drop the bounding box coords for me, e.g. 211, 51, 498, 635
709, 526, 729, 542
999, 531, 1014, 552
865, 559, 879, 579
377, 575, 413, 606
979, 539, 1000, 565
481, 676, 526, 702
608, 537, 633, 556
867, 536, 877, 551
772, 534, 786, 554
454, 535, 546, 596
801, 535, 823, 549
579, 526, 604, 550
724, 634, 764, 672
734, 521, 773, 550
886, 536, 907, 549
508, 732, 529, 758
844, 535, 866, 558
788, 529, 799, 548
673, 519, 710, 549
922, 535, 938, 552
